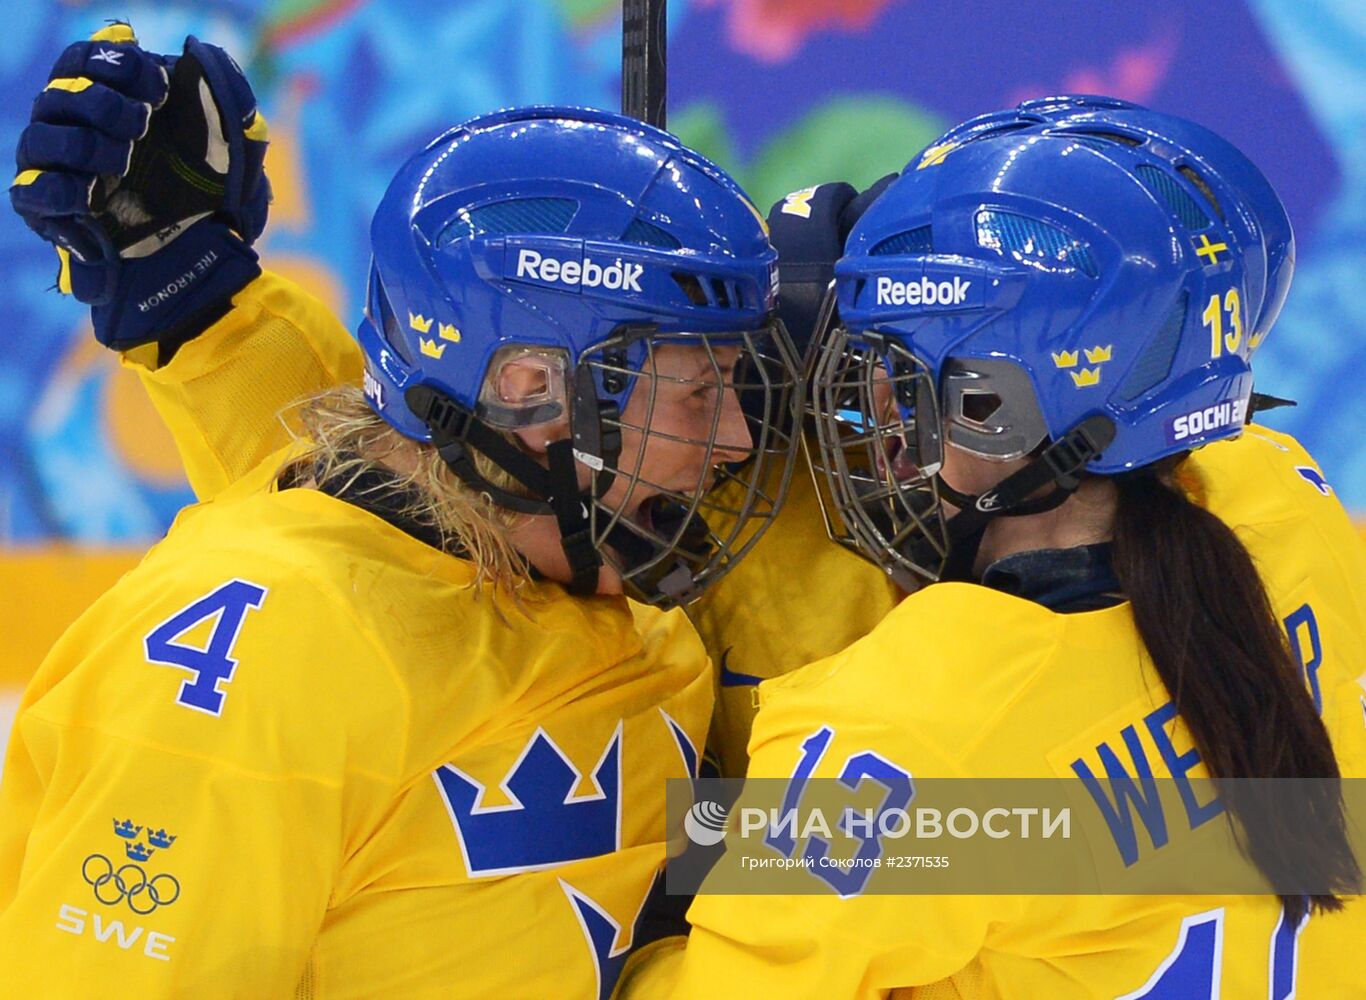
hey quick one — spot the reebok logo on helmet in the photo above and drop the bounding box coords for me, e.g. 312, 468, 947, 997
515, 248, 644, 293
875, 274, 972, 308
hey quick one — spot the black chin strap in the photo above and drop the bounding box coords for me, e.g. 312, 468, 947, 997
603, 500, 715, 606
933, 414, 1117, 582
405, 384, 605, 595
545, 439, 601, 595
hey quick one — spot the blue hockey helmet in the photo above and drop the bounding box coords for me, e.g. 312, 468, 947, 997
356, 106, 801, 606
808, 97, 1294, 584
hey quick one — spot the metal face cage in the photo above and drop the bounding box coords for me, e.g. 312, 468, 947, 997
807, 320, 950, 589
577, 319, 804, 607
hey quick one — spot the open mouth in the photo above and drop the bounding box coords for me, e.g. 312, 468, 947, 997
627, 492, 688, 537
630, 494, 658, 534
853, 432, 938, 527
634, 494, 713, 558
875, 433, 922, 483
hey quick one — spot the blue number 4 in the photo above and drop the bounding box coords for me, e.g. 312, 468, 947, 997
144, 580, 268, 715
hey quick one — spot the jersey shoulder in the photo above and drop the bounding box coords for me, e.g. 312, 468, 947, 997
1189, 426, 1366, 607
26, 484, 443, 785
755, 583, 1074, 768
1187, 425, 1350, 531
195, 474, 709, 772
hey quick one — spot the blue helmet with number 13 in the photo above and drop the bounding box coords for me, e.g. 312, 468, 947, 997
808, 97, 1294, 585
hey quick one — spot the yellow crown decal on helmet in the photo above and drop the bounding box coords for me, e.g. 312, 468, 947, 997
1070, 367, 1102, 388
419, 338, 446, 360
408, 312, 433, 334
1051, 350, 1079, 368
438, 322, 461, 343
1084, 344, 1113, 364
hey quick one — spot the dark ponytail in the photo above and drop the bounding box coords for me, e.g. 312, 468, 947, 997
1110, 458, 1360, 922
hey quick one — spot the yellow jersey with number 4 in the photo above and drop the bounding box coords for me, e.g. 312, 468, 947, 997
0, 458, 711, 998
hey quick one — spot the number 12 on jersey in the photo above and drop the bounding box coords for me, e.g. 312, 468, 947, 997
144, 579, 268, 716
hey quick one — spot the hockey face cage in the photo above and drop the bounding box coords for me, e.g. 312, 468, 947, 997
582, 320, 801, 606
807, 308, 949, 590
808, 314, 1115, 588
410, 320, 802, 609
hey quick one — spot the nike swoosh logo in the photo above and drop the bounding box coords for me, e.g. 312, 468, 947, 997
718, 648, 763, 688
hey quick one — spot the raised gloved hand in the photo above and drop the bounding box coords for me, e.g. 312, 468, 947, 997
765, 175, 897, 359
10, 22, 270, 352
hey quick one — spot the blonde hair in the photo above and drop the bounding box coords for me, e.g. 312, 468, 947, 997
283, 385, 530, 592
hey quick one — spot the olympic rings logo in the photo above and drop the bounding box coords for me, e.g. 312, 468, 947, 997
82, 854, 180, 915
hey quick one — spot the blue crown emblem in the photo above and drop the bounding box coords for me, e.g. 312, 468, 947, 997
113, 819, 141, 840
146, 829, 177, 850
125, 842, 154, 862
434, 725, 622, 877
562, 881, 634, 1000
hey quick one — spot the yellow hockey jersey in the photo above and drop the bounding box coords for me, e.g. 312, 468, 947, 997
0, 459, 712, 998
621, 426, 1366, 999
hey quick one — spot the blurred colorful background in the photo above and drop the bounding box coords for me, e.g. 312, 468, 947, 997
3, 0, 1365, 734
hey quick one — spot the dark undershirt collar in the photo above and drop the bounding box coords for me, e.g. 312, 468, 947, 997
979, 542, 1123, 613
280, 462, 448, 552
283, 461, 551, 581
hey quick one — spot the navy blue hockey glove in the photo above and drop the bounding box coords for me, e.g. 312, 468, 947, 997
766, 175, 897, 359
10, 23, 269, 352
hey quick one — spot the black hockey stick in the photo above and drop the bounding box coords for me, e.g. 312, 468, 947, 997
622, 0, 667, 128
